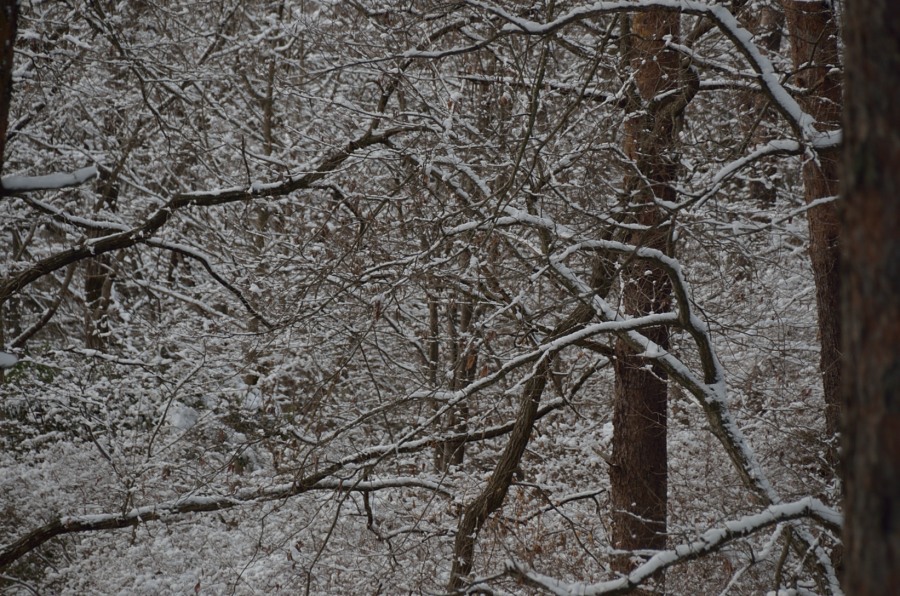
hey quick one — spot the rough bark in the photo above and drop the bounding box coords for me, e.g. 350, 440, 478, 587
841, 0, 900, 592
610, 9, 693, 586
0, 0, 17, 178
0, 0, 16, 383
782, 0, 843, 466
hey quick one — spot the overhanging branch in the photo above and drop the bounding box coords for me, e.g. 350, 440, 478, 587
508, 497, 842, 595
0, 127, 419, 306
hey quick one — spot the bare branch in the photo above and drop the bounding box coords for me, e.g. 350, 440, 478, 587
508, 497, 842, 595
0, 127, 420, 306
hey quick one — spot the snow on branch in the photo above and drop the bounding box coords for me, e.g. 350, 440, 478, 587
405, 140, 841, 593
464, 0, 836, 148
507, 497, 842, 595
0, 475, 449, 571
1, 166, 98, 193
0, 127, 417, 306
145, 239, 275, 329
481, 208, 842, 594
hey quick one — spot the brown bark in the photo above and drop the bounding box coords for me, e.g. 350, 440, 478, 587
739, 2, 784, 206
841, 0, 900, 592
435, 293, 478, 471
447, 358, 551, 591
782, 0, 843, 466
610, 10, 692, 585
0, 0, 17, 178
447, 262, 613, 590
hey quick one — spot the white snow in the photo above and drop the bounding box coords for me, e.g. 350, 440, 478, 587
2, 166, 98, 192
0, 351, 18, 369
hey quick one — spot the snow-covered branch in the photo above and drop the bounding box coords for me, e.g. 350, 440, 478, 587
0, 127, 417, 306
507, 497, 842, 595
1, 166, 98, 193
481, 207, 842, 593
0, 475, 449, 571
464, 0, 837, 148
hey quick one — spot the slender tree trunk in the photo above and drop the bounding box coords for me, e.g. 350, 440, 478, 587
610, 10, 693, 585
739, 1, 784, 206
782, 0, 843, 466
447, 266, 611, 590
436, 293, 476, 471
841, 0, 900, 592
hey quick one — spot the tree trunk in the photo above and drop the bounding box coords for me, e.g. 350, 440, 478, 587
841, 0, 900, 592
447, 276, 609, 590
0, 1, 18, 383
0, 0, 17, 178
435, 294, 477, 471
739, 2, 784, 206
610, 10, 693, 585
782, 0, 843, 467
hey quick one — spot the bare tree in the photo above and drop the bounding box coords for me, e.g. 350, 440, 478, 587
0, 2, 850, 593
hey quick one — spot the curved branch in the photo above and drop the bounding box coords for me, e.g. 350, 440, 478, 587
0, 127, 420, 306
11, 263, 76, 348
0, 475, 447, 571
0, 389, 578, 573
508, 497, 842, 595
145, 239, 274, 329
477, 208, 842, 593
465, 0, 836, 147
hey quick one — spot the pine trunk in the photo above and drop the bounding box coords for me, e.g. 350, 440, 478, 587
610, 9, 691, 584
841, 0, 900, 592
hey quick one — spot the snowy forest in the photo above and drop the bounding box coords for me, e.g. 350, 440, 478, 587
1, 0, 897, 594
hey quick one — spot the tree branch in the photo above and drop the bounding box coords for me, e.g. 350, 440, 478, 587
0, 127, 419, 306
0, 475, 447, 571
508, 497, 842, 595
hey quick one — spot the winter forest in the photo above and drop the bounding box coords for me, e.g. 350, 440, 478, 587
1, 0, 897, 594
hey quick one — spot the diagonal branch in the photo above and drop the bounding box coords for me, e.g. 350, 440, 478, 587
144, 239, 274, 329
0, 127, 420, 306
508, 497, 842, 595
0, 475, 448, 571
464, 0, 838, 148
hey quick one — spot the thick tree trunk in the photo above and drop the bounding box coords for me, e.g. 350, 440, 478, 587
0, 1, 18, 383
782, 0, 843, 464
610, 10, 692, 584
841, 0, 900, 592
0, 0, 17, 178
